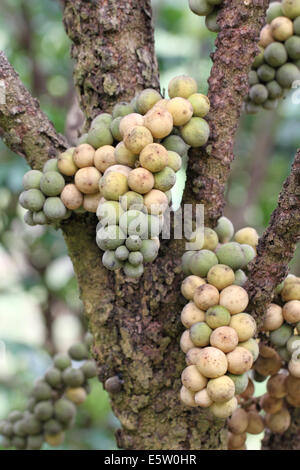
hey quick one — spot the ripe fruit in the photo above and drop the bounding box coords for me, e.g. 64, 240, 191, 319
259, 24, 275, 47
75, 167, 101, 194
168, 75, 198, 99
210, 326, 239, 353
283, 300, 300, 323
166, 97, 193, 126
128, 168, 154, 194
209, 396, 238, 418
181, 365, 207, 392
61, 184, 83, 210
234, 227, 259, 247
205, 305, 231, 329
196, 346, 228, 378
229, 313, 256, 342
226, 347, 253, 374
271, 16, 294, 41
246, 411, 265, 434
100, 171, 128, 200
166, 151, 182, 172
45, 431, 65, 447
143, 189, 168, 215
194, 284, 220, 310
266, 407, 291, 433
180, 385, 197, 407
140, 143, 168, 173
94, 145, 116, 172
136, 89, 162, 115
228, 408, 249, 434
219, 285, 249, 315
58, 150, 78, 176
207, 375, 235, 403
73, 144, 95, 168
263, 303, 284, 331
180, 329, 195, 353
119, 113, 144, 137
267, 373, 287, 398
83, 192, 101, 213
181, 117, 210, 147
143, 108, 173, 139
65, 387, 87, 405
43, 197, 67, 220
207, 264, 235, 290
194, 388, 213, 407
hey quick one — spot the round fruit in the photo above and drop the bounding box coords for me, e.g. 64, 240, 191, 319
210, 326, 239, 353
140, 143, 168, 173
65, 387, 87, 405
264, 42, 288, 67
228, 408, 249, 434
209, 396, 238, 418
181, 365, 207, 392
259, 24, 275, 47
143, 189, 168, 216
43, 197, 67, 220
34, 401, 53, 421
194, 284, 220, 310
249, 84, 268, 104
153, 167, 176, 192
119, 113, 144, 137
166, 97, 193, 126
189, 250, 218, 277
53, 353, 71, 370
227, 373, 249, 395
100, 171, 128, 200
207, 375, 235, 403
58, 150, 78, 176
61, 184, 83, 210
266, 80, 283, 99
188, 93, 210, 117
205, 305, 231, 329
114, 142, 137, 168
282, 0, 300, 19
239, 338, 259, 361
123, 262, 144, 279
226, 347, 253, 374
87, 124, 113, 148
263, 303, 284, 331
140, 239, 159, 263
19, 189, 45, 212
207, 264, 235, 290
94, 145, 116, 172
119, 210, 148, 238
270, 324, 293, 347
45, 431, 65, 447
180, 117, 210, 147
162, 135, 187, 155
120, 191, 144, 211
128, 168, 154, 194
194, 388, 213, 407
219, 285, 249, 315
166, 151, 182, 172
181, 275, 206, 300
283, 300, 300, 323
75, 167, 101, 194
143, 108, 173, 139
190, 322, 212, 347
180, 385, 196, 407
96, 225, 126, 251
229, 313, 256, 342
246, 411, 265, 434
188, 0, 214, 16
276, 62, 300, 87
136, 89, 162, 115
168, 75, 198, 99
23, 170, 43, 190
266, 407, 291, 433
83, 192, 101, 213
180, 329, 195, 353
215, 216, 234, 243
267, 1, 283, 23
73, 144, 95, 168
181, 302, 205, 328
196, 346, 228, 378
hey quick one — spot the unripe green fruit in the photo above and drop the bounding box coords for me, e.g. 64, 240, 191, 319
278, 346, 291, 362
62, 367, 85, 387
162, 135, 187, 155
23, 170, 43, 190
245, 102, 261, 114
262, 98, 277, 110
43, 419, 63, 435
87, 124, 113, 148
110, 117, 123, 141
180, 117, 210, 147
140, 239, 159, 263
276, 62, 300, 87
252, 47, 265, 69
13, 419, 28, 437
102, 250, 123, 270
120, 191, 144, 211
0, 421, 13, 437
214, 216, 234, 243
249, 84, 268, 104
227, 373, 248, 395
123, 262, 144, 278
189, 250, 218, 277
264, 42, 288, 67
188, 0, 213, 16
53, 353, 72, 371
34, 401, 53, 421
80, 360, 97, 379
96, 225, 126, 251
45, 368, 62, 389
205, 11, 220, 33
40, 171, 65, 196
125, 234, 143, 251
282, 0, 300, 19
136, 89, 162, 115
100, 171, 128, 201
234, 269, 247, 286
248, 70, 259, 86
27, 434, 44, 450
78, 133, 88, 145
68, 342, 89, 361
43, 197, 67, 220
241, 244, 256, 266
114, 142, 137, 168
270, 324, 293, 347
216, 242, 246, 270
12, 436, 26, 450
54, 399, 76, 424
32, 381, 53, 401
24, 211, 35, 226
113, 102, 135, 119
128, 251, 143, 266
188, 93, 210, 118
43, 158, 59, 173
267, 2, 283, 23
294, 16, 300, 34
285, 35, 300, 60
19, 189, 45, 212
8, 411, 23, 423
115, 245, 129, 261
266, 80, 283, 99
152, 166, 176, 192
97, 201, 124, 226
205, 305, 231, 329
239, 338, 259, 361
147, 214, 162, 238
119, 210, 148, 238
166, 151, 182, 172
32, 211, 48, 225
190, 321, 212, 347
91, 113, 113, 129
182, 251, 194, 275
257, 64, 275, 82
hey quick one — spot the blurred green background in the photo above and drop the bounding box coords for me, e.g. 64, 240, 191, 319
0, 0, 299, 450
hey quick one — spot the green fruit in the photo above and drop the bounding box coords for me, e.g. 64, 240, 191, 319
189, 249, 218, 277
97, 201, 124, 226
77, 133, 88, 145
24, 415, 42, 435
252, 47, 265, 69
91, 113, 113, 128
140, 239, 159, 263
102, 250, 123, 270
12, 436, 26, 450
128, 251, 143, 266
34, 401, 53, 421
264, 42, 288, 67
115, 143, 138, 168
125, 235, 143, 251
40, 171, 65, 196
0, 421, 13, 437
257, 64, 276, 82
84, 332, 93, 348
270, 324, 293, 347
23, 170, 43, 190
43, 197, 67, 220
189, 322, 212, 347
123, 262, 144, 278
181, 251, 194, 275
263, 99, 279, 110
119, 210, 148, 238
62, 367, 85, 387
282, 0, 300, 19
24, 211, 35, 226
285, 35, 300, 60
19, 189, 45, 212
205, 305, 231, 329
8, 411, 23, 423
45, 368, 62, 388
216, 242, 246, 270
226, 373, 248, 395
248, 70, 259, 86
277, 346, 291, 362
112, 102, 135, 119
188, 0, 214, 16
234, 269, 248, 286
115, 245, 130, 260
239, 338, 259, 361
96, 225, 126, 250
53, 353, 72, 371
294, 16, 300, 34
266, 80, 283, 99
43, 158, 59, 173
180, 117, 210, 147
154, 167, 176, 192
276, 62, 300, 87
43, 419, 63, 435
68, 343, 89, 361
205, 10, 220, 32
33, 211, 49, 225
188, 93, 210, 117
54, 399, 76, 424
241, 244, 256, 266
32, 382, 53, 401
120, 191, 144, 211
162, 135, 187, 155
245, 102, 261, 114
266, 1, 283, 22
249, 84, 268, 104
27, 434, 44, 450
136, 89, 162, 115
80, 360, 97, 379
87, 124, 113, 148
214, 216, 234, 242
110, 117, 123, 141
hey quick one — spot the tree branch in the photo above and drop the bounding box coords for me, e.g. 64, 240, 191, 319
184, 0, 269, 224
0, 51, 67, 169
246, 149, 300, 326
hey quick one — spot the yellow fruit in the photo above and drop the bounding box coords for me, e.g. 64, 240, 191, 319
166, 97, 193, 126
139, 143, 168, 173
194, 388, 213, 407
263, 303, 284, 331
168, 75, 198, 99
210, 396, 238, 418
58, 150, 78, 176
181, 275, 206, 300
61, 184, 83, 210
143, 108, 173, 139
193, 284, 220, 310
119, 113, 144, 137
181, 365, 207, 392
94, 145, 116, 172
207, 264, 235, 290
210, 326, 239, 353
73, 143, 95, 168
196, 346, 228, 378
227, 347, 253, 375
75, 167, 101, 194
128, 168, 154, 194
219, 285, 249, 315
83, 192, 102, 213
180, 385, 197, 407
181, 301, 205, 328
124, 126, 153, 154
271, 16, 294, 41
143, 189, 168, 215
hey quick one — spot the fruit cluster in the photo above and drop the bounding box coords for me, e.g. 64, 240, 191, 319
179, 217, 259, 418
188, 0, 223, 33
0, 334, 97, 450
245, 0, 300, 113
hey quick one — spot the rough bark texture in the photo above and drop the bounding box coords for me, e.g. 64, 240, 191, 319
246, 150, 300, 327
183, 0, 269, 225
